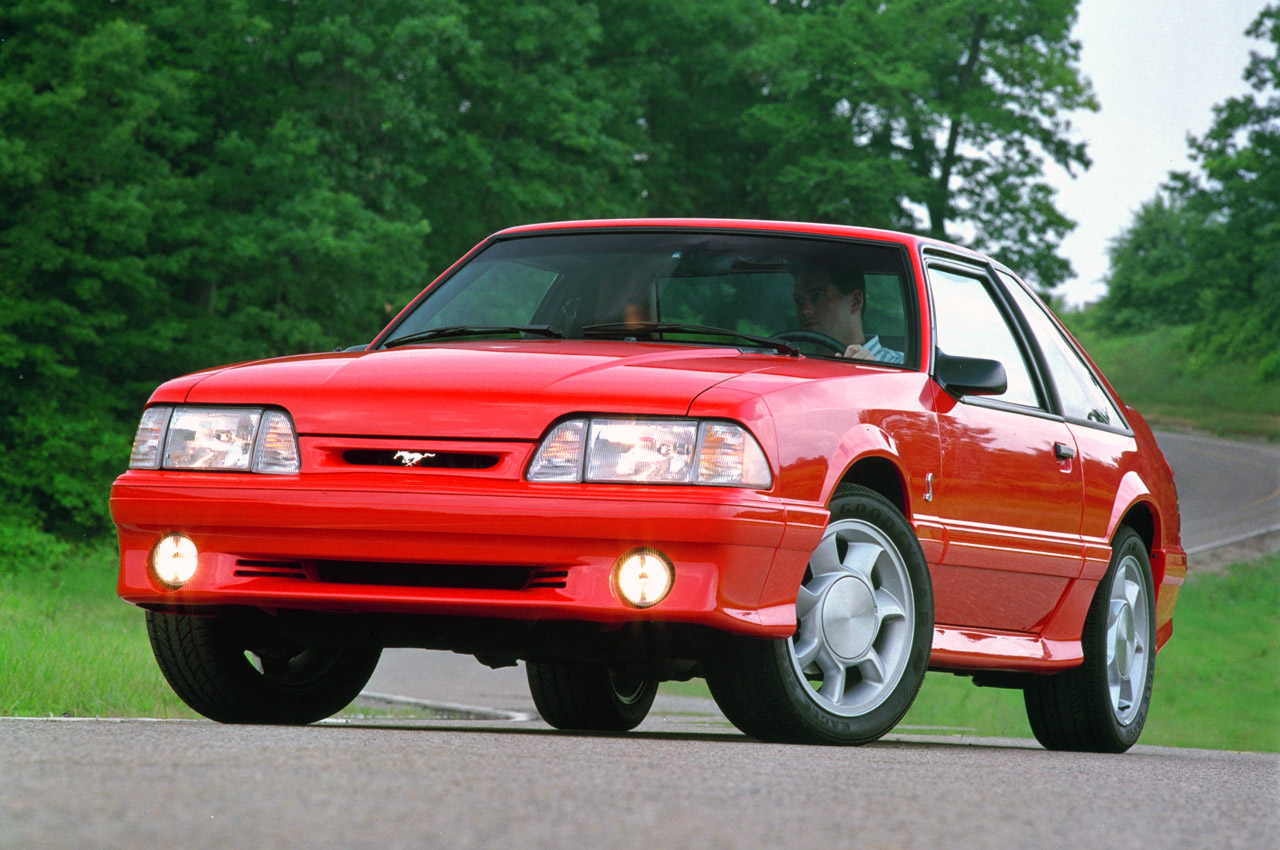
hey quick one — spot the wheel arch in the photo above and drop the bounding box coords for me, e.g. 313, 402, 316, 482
835, 455, 908, 516
1105, 472, 1170, 597
823, 423, 912, 516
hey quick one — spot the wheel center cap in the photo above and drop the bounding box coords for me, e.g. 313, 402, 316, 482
1115, 602, 1136, 678
822, 575, 877, 660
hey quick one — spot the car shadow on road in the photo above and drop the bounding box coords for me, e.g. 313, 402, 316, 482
318, 718, 1054, 750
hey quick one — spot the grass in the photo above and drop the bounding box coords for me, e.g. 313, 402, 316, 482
0, 541, 197, 719
5, 533, 1277, 751
666, 554, 1280, 751
1061, 320, 1280, 441
893, 553, 1279, 751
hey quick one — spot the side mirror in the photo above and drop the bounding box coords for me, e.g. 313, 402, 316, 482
935, 350, 1007, 397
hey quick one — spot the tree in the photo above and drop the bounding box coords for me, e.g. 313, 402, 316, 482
0, 0, 1107, 535
1098, 194, 1203, 331
1180, 4, 1280, 373
1100, 4, 1280, 379
734, 0, 1096, 289
0, 2, 202, 531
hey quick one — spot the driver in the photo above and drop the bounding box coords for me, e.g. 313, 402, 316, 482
791, 264, 905, 364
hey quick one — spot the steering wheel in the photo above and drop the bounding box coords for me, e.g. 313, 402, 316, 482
770, 329, 846, 356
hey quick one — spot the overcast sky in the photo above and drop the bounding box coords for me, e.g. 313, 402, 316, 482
1048, 0, 1265, 306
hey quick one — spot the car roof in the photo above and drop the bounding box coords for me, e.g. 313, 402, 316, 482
490, 218, 987, 262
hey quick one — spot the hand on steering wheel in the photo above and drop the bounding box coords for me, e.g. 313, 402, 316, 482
770, 329, 846, 356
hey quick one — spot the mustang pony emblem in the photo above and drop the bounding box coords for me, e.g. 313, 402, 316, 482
394, 450, 436, 467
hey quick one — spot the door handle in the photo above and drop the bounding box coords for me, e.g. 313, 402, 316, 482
1054, 442, 1076, 461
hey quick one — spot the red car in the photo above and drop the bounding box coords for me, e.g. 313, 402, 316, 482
111, 219, 1185, 751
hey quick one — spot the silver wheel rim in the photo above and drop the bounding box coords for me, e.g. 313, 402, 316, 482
788, 518, 915, 717
1107, 554, 1150, 726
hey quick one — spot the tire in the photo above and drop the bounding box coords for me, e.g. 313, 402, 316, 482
526, 662, 658, 732
145, 611, 382, 725
1023, 527, 1156, 753
704, 484, 933, 744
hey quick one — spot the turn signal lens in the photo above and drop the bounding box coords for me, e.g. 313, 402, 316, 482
696, 422, 771, 488
129, 407, 173, 469
527, 419, 587, 481
252, 410, 300, 474
613, 548, 673, 608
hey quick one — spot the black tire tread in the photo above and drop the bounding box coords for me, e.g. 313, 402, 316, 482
704, 636, 832, 744
146, 611, 380, 725
1023, 526, 1154, 753
526, 662, 657, 732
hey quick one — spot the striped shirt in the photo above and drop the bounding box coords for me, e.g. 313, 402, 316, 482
861, 335, 905, 365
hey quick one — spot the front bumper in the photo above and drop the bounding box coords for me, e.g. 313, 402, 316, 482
110, 469, 827, 639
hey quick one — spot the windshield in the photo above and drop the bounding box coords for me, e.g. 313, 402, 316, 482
381, 230, 915, 362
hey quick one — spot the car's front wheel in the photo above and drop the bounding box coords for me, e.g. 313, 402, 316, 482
1023, 526, 1156, 752
704, 485, 934, 744
526, 662, 659, 732
146, 611, 381, 724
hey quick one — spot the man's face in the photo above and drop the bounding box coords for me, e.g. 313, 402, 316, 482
792, 271, 863, 344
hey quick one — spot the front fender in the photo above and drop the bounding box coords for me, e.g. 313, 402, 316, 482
822, 423, 903, 503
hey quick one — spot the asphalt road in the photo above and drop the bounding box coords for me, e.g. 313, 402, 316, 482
3, 717, 1276, 850
1151, 429, 1280, 553
4, 430, 1277, 849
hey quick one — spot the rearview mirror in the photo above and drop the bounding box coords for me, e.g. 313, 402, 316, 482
935, 350, 1007, 397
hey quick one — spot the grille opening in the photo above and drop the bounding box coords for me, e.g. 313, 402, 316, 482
316, 560, 540, 591
526, 569, 569, 589
233, 559, 309, 580
342, 450, 501, 470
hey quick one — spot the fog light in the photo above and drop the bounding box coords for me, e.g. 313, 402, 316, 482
150, 534, 198, 588
613, 548, 673, 608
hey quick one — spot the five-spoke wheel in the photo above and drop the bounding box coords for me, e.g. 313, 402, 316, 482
704, 484, 933, 744
1024, 526, 1156, 752
789, 517, 915, 718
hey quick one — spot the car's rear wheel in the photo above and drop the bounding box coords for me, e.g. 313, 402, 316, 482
526, 662, 658, 732
1023, 526, 1156, 753
145, 611, 381, 724
704, 485, 933, 744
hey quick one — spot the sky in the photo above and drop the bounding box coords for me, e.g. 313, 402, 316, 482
1048, 0, 1266, 307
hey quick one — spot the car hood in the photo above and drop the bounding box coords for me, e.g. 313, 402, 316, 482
179, 341, 784, 439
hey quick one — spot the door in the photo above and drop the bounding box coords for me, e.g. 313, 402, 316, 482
925, 264, 1084, 632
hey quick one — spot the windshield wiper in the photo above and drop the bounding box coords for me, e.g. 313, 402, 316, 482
382, 325, 564, 348
580, 322, 799, 356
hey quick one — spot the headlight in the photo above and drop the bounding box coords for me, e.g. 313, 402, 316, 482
528, 417, 771, 488
128, 406, 300, 474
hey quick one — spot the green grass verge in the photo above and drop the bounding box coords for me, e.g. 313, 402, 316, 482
6, 530, 1277, 751
0, 540, 196, 719
665, 553, 1280, 751
1061, 320, 1280, 441
895, 556, 1279, 750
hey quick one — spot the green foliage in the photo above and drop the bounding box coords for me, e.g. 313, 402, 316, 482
1097, 5, 1280, 383
1063, 319, 1280, 440
0, 0, 1095, 537
1143, 554, 1280, 752
733, 0, 1094, 289
0, 519, 196, 718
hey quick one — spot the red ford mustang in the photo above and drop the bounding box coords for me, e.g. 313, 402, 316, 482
111, 219, 1185, 751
